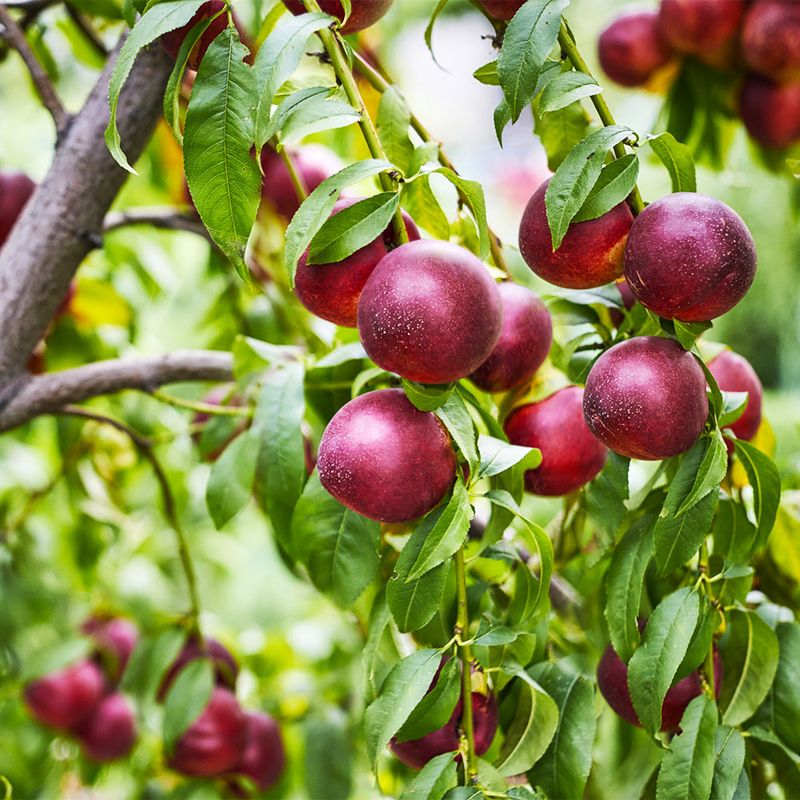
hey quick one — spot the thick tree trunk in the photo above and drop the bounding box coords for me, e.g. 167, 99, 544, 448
0, 37, 174, 397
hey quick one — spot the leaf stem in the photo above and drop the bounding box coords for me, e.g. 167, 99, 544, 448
303, 0, 408, 246
152, 388, 252, 418
556, 20, 645, 216
351, 49, 510, 274
455, 547, 478, 783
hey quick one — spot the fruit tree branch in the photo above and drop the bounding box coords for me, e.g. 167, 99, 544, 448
0, 2, 69, 133
0, 34, 174, 389
0, 350, 234, 432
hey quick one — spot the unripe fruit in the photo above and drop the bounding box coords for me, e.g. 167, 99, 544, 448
358, 240, 502, 383
583, 337, 709, 461
281, 0, 392, 34
75, 692, 137, 762
261, 144, 342, 220
317, 389, 456, 522
235, 711, 286, 792
597, 643, 722, 732
161, 1, 231, 71
170, 688, 248, 777
742, 0, 800, 84
475, 0, 525, 21
470, 283, 552, 393
658, 0, 744, 56
623, 193, 756, 322
504, 386, 607, 496
294, 198, 420, 327
390, 692, 498, 770
82, 617, 138, 684
0, 170, 35, 248
740, 75, 800, 149
708, 350, 763, 442
598, 11, 673, 88
519, 179, 633, 290
24, 660, 106, 731
158, 637, 239, 702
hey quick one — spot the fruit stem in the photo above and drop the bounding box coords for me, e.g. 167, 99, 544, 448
455, 547, 478, 783
303, 0, 409, 246
556, 20, 646, 216
351, 49, 510, 275
279, 146, 310, 205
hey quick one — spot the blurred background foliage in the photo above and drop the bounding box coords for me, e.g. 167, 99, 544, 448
0, 0, 799, 797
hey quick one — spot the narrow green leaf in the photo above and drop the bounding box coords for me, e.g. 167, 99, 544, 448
304, 713, 353, 800
732, 440, 781, 550
584, 452, 629, 536
400, 752, 458, 800
533, 95, 590, 170
648, 131, 697, 193
377, 87, 415, 175
710, 726, 746, 800
395, 658, 460, 742
163, 658, 214, 750
402, 380, 454, 412
122, 628, 186, 700
538, 71, 601, 113
719, 392, 749, 429
206, 429, 259, 528
402, 175, 450, 240
432, 168, 490, 260
269, 89, 360, 144
572, 154, 639, 223
713, 498, 756, 564
675, 433, 728, 516
476, 435, 541, 480
654, 491, 717, 577
772, 622, 800, 754
473, 60, 499, 85
747, 727, 800, 797
435, 392, 480, 471
363, 589, 392, 704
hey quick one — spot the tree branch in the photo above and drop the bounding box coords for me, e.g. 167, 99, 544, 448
103, 207, 213, 243
0, 2, 69, 133
0, 350, 234, 432
0, 34, 174, 388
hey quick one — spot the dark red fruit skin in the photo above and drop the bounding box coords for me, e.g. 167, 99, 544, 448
281, 0, 392, 34
75, 692, 137, 762
261, 144, 342, 220
658, 0, 744, 55
470, 282, 553, 393
610, 279, 637, 328
158, 637, 239, 703
235, 711, 286, 792
390, 693, 498, 770
623, 193, 757, 323
504, 386, 607, 496
294, 198, 420, 327
598, 11, 673, 88
170, 688, 248, 778
0, 170, 35, 248
583, 337, 709, 461
708, 350, 763, 442
82, 617, 138, 684
519, 179, 633, 290
317, 388, 456, 523
24, 660, 106, 731
475, 0, 525, 21
161, 1, 229, 71
742, 0, 800, 84
597, 644, 723, 732
357, 240, 503, 384
740, 74, 800, 149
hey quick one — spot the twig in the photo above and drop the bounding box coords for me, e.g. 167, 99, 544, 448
0, 3, 69, 134
454, 548, 478, 783
103, 207, 214, 243
152, 388, 252, 418
64, 2, 108, 58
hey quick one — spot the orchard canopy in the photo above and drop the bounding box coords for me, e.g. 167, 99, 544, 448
1, 0, 800, 798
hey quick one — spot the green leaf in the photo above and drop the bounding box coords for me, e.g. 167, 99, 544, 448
105, 0, 207, 171
709, 726, 746, 800
377, 87, 415, 175
304, 713, 353, 800
713, 498, 756, 564
747, 727, 800, 797
528, 663, 595, 800
291, 473, 380, 607
674, 319, 713, 350
269, 89, 360, 144
473, 626, 520, 646
432, 168, 490, 260
184, 28, 261, 279
122, 628, 186, 700
495, 675, 559, 776
388, 509, 451, 633
647, 132, 697, 193
604, 518, 653, 662
473, 60, 499, 86
538, 71, 601, 113
584, 452, 629, 536
719, 608, 778, 727
284, 159, 394, 285
363, 649, 443, 766
402, 380, 454, 413
772, 622, 800, 754
424, 0, 450, 65
435, 392, 480, 471
395, 658, 460, 742
402, 176, 450, 240
476, 435, 541, 480
307, 193, 399, 265
534, 96, 590, 170
656, 695, 718, 800
545, 125, 634, 249
21, 638, 90, 682
654, 490, 718, 577
497, 0, 569, 122
405, 480, 472, 582
628, 587, 700, 735
572, 154, 639, 223
363, 589, 392, 704
719, 392, 749, 429
253, 362, 307, 552
675, 433, 728, 516
163, 658, 214, 750
252, 11, 333, 150
400, 752, 458, 800
732, 440, 781, 550
206, 429, 259, 528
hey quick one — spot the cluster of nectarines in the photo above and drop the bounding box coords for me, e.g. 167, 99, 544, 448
599, 0, 800, 150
